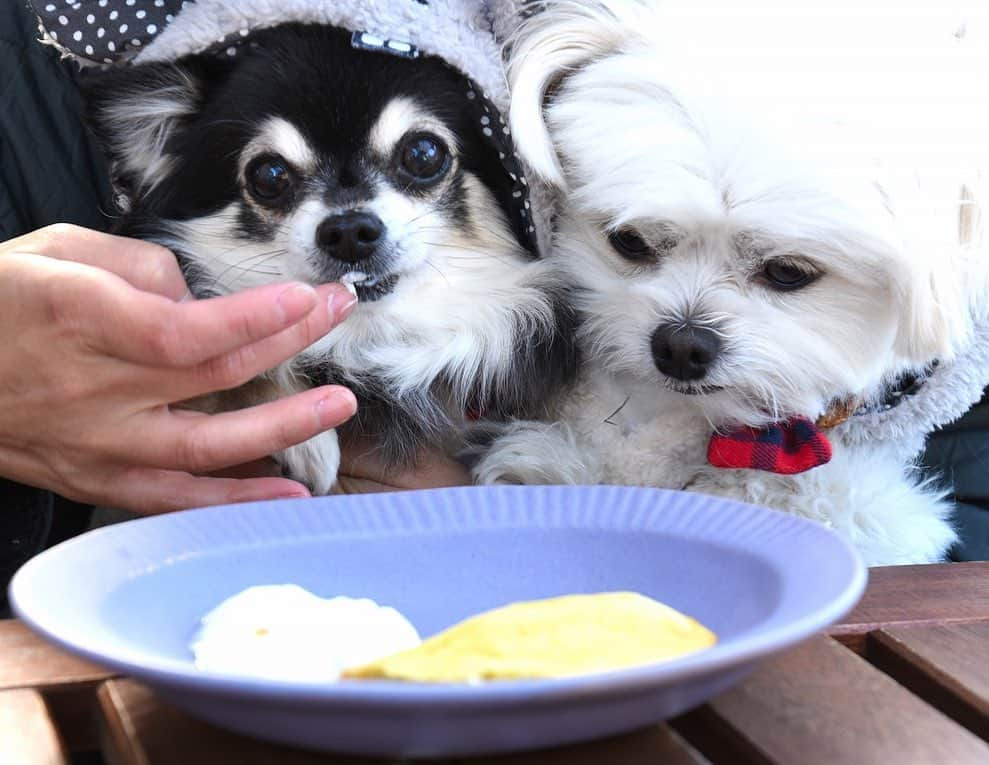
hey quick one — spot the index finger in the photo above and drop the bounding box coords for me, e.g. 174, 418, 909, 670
21, 223, 190, 300
91, 278, 354, 368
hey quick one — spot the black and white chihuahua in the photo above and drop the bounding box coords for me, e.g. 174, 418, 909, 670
83, 23, 576, 493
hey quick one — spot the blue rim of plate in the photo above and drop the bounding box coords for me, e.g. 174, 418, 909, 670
10, 486, 867, 706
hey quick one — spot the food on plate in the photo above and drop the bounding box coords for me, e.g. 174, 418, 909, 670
344, 592, 716, 683
190, 585, 420, 682
191, 588, 715, 684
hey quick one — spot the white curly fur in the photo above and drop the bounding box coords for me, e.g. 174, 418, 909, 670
476, 0, 989, 566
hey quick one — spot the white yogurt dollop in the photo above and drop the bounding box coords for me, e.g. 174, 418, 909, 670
190, 585, 421, 682
339, 271, 366, 297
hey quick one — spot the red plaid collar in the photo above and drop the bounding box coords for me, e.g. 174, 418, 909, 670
705, 366, 936, 474
707, 416, 832, 475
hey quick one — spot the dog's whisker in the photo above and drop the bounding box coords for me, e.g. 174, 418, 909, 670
419, 241, 518, 268
415, 222, 525, 251
203, 118, 257, 130
423, 258, 453, 288
204, 248, 289, 292
401, 210, 439, 227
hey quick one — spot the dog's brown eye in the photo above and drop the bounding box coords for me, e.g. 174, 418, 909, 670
397, 133, 449, 185
608, 228, 653, 260
246, 155, 294, 204
762, 260, 818, 291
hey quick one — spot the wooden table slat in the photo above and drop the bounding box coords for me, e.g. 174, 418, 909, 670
867, 623, 989, 742
0, 620, 114, 691
0, 688, 69, 765
671, 636, 989, 765
466, 725, 708, 764
96, 678, 709, 765
829, 562, 989, 654
97, 679, 387, 765
44, 685, 104, 754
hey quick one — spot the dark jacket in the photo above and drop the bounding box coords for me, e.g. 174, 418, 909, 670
924, 390, 989, 561
1, 0, 110, 615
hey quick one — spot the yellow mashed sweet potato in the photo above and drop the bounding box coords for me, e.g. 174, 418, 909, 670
344, 592, 716, 683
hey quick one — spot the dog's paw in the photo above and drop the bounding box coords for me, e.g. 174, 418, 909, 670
275, 429, 341, 495
471, 421, 591, 485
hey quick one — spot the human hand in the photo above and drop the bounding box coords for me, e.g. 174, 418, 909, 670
335, 438, 471, 494
0, 224, 357, 513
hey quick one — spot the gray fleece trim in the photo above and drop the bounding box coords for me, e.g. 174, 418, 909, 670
839, 317, 989, 459
138, 1, 505, 104
31, 0, 555, 257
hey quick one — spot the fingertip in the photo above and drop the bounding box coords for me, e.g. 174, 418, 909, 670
315, 386, 359, 427
325, 282, 359, 323
273, 487, 312, 499
339, 387, 359, 415
232, 478, 312, 503
275, 282, 319, 326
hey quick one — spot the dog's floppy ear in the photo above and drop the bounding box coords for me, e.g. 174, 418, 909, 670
506, 0, 634, 189
80, 55, 232, 200
893, 266, 963, 365
892, 185, 987, 364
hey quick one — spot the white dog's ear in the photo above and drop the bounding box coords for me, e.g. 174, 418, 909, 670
893, 251, 971, 365
506, 0, 635, 189
893, 186, 984, 364
894, 269, 959, 364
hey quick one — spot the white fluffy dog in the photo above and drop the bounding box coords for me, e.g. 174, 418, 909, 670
475, 0, 989, 565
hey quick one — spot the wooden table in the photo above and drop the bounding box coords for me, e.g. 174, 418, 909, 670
3, 562, 989, 764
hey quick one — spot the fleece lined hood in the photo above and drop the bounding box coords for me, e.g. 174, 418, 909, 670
33, 0, 554, 258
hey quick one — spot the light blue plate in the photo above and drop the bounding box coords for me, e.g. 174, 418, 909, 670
10, 486, 865, 757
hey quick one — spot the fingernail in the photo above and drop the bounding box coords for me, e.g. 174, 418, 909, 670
328, 287, 359, 322
276, 283, 318, 324
274, 489, 311, 499
315, 390, 358, 427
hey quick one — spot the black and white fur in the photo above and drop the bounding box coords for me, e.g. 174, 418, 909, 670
474, 0, 988, 565
83, 23, 576, 493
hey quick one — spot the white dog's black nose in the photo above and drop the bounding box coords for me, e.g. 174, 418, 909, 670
651, 323, 722, 381
316, 211, 384, 263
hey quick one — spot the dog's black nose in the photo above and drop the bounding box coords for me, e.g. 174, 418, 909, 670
316, 211, 384, 263
651, 323, 722, 381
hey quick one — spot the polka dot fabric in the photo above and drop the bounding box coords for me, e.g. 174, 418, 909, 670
31, 0, 541, 257
463, 79, 539, 257
34, 0, 186, 64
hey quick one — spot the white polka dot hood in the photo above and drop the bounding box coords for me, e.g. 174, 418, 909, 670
32, 0, 555, 258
